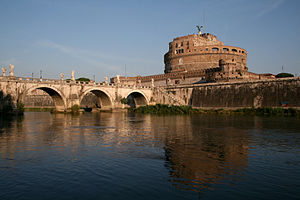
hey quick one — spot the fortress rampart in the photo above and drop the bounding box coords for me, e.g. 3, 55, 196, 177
164, 33, 247, 73
163, 77, 300, 108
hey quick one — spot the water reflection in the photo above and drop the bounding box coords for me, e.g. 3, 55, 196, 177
162, 115, 249, 192
0, 112, 300, 199
0, 114, 24, 159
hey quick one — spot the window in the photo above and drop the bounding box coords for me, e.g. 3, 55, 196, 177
232, 49, 237, 52
175, 49, 185, 54
223, 48, 229, 51
176, 43, 178, 48
181, 42, 184, 46
212, 47, 219, 51
178, 49, 184, 54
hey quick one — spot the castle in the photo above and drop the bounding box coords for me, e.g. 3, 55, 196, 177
111, 27, 274, 86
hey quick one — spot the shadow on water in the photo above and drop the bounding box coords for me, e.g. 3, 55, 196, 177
0, 113, 24, 131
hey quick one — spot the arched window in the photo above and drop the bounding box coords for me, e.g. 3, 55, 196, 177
232, 49, 237, 52
223, 48, 229, 51
212, 47, 219, 51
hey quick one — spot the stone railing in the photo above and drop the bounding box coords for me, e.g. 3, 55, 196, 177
0, 75, 153, 90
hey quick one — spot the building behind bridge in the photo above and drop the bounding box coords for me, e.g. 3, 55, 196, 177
111, 28, 274, 86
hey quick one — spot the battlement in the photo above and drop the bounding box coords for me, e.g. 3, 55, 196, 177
172, 33, 224, 47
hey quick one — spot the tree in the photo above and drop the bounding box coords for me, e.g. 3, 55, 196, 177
76, 77, 90, 82
120, 97, 128, 104
275, 73, 294, 78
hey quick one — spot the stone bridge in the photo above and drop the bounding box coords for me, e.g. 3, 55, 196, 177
2, 74, 298, 111
0, 76, 159, 112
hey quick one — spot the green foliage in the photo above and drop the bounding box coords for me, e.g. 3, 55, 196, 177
17, 102, 24, 112
275, 73, 294, 78
2, 104, 13, 113
65, 77, 90, 83
128, 104, 200, 114
24, 107, 55, 112
71, 104, 80, 113
76, 77, 90, 82
120, 97, 128, 104
234, 107, 299, 116
128, 104, 300, 116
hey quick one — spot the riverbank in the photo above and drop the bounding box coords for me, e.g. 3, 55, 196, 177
128, 104, 300, 116
0, 103, 24, 116
24, 107, 55, 112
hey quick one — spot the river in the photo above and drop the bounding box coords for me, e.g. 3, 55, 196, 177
0, 112, 300, 200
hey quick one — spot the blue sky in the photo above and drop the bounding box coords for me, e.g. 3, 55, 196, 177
0, 0, 299, 81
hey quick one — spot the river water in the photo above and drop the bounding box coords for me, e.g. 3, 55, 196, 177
0, 112, 300, 200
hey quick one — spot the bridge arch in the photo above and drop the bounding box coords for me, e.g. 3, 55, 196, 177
80, 88, 113, 110
21, 86, 66, 112
126, 90, 149, 108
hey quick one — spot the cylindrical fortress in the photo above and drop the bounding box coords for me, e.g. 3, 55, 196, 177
164, 33, 247, 73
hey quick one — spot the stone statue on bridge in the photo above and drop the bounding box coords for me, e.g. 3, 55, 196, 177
60, 73, 64, 81
105, 76, 108, 84
2, 67, 6, 77
71, 70, 75, 81
9, 64, 14, 76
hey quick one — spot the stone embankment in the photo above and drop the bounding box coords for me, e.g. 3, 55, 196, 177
165, 77, 300, 108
